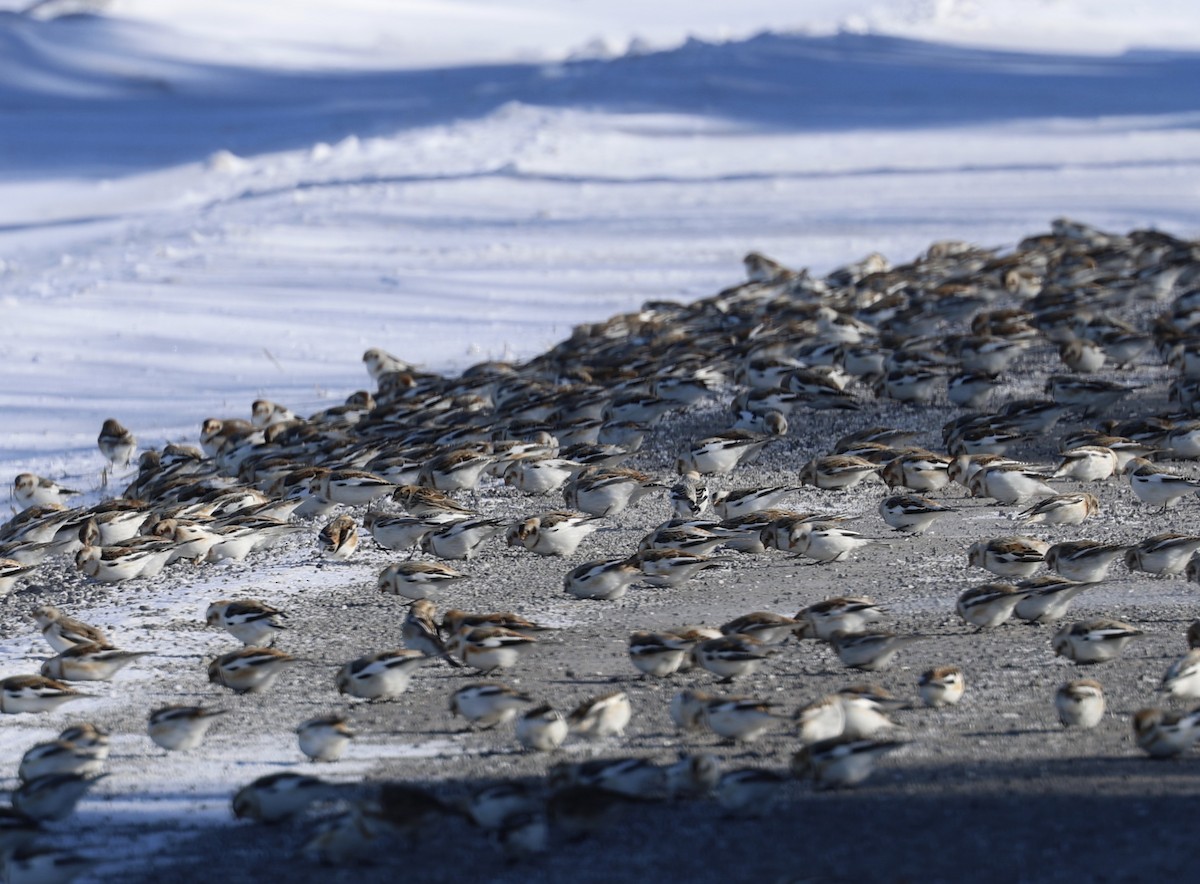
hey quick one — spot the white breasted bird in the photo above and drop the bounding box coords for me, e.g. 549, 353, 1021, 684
298, 715, 355, 762
208, 647, 296, 693
791, 736, 905, 789
148, 705, 227, 751
450, 682, 533, 729
336, 649, 427, 700
516, 704, 570, 751
1055, 678, 1105, 728
206, 599, 287, 646
918, 666, 965, 708
30, 606, 110, 653
567, 690, 632, 741
0, 675, 90, 714
563, 558, 642, 600
1159, 648, 1200, 700
1052, 619, 1144, 664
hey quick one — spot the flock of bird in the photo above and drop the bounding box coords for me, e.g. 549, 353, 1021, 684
3, 217, 1200, 879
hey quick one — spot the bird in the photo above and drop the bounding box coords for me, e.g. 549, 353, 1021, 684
1055, 679, 1105, 728
1124, 458, 1200, 512
562, 558, 642, 600
449, 682, 533, 729
515, 704, 570, 751
207, 647, 296, 693
317, 469, 397, 507
97, 418, 136, 483
719, 611, 800, 644
377, 561, 468, 601
1045, 541, 1127, 583
967, 464, 1056, 504
795, 694, 847, 744
791, 736, 905, 789
296, 715, 354, 763
799, 455, 880, 490
1132, 707, 1200, 758
1018, 492, 1100, 526
796, 596, 885, 641
0, 675, 89, 714
1012, 576, 1097, 624
712, 486, 800, 520
401, 600, 461, 665
714, 768, 789, 816
878, 494, 954, 534
665, 753, 722, 799
702, 696, 787, 742
12, 772, 107, 823
18, 739, 105, 783
205, 599, 287, 646
12, 474, 80, 510
0, 558, 36, 597
1125, 533, 1200, 576
147, 705, 227, 751
627, 630, 694, 677
318, 514, 359, 560
40, 643, 150, 681
567, 691, 632, 741
692, 635, 777, 682
627, 548, 724, 588
3, 846, 96, 884
668, 471, 711, 519
564, 467, 662, 517
1159, 649, 1200, 700
30, 606, 110, 653
880, 452, 952, 493
507, 511, 600, 557
829, 631, 922, 671
1052, 446, 1118, 481
669, 689, 716, 733
967, 537, 1049, 579
232, 772, 343, 824
420, 517, 506, 560
918, 666, 965, 707
789, 522, 885, 564
336, 649, 427, 700
677, 431, 771, 475
956, 583, 1033, 630
447, 626, 538, 672
1052, 619, 1143, 664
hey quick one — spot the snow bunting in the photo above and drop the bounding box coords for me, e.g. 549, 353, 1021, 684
1052, 619, 1143, 664
669, 471, 711, 519
508, 511, 600, 557
956, 583, 1033, 629
918, 666, 965, 708
1159, 649, 1200, 700
967, 536, 1049, 579
1124, 458, 1200, 512
564, 467, 662, 516
968, 463, 1056, 504
401, 599, 460, 665
789, 523, 883, 564
18, 740, 105, 783
147, 705, 227, 751
799, 455, 880, 490
449, 682, 533, 729
417, 448, 494, 493
208, 647, 296, 693
1045, 540, 1127, 583
792, 736, 904, 789
336, 649, 427, 700
0, 558, 35, 596
516, 704, 569, 751
364, 512, 449, 553
420, 517, 506, 560
677, 430, 771, 475
1055, 678, 1105, 728
378, 561, 467, 601
567, 690, 632, 741
30, 606, 110, 653
206, 599, 287, 646
665, 753, 721, 799
41, 643, 150, 682
829, 630, 922, 671
1053, 446, 1118, 481
551, 757, 664, 798
701, 696, 786, 742
1012, 575, 1097, 624
12, 474, 80, 510
628, 630, 694, 677
562, 558, 642, 600
448, 626, 538, 672
1019, 492, 1099, 526
1044, 375, 1136, 416
1125, 532, 1200, 576
670, 688, 716, 732
75, 543, 171, 582
1132, 707, 1200, 758
232, 772, 341, 824
97, 417, 136, 471
626, 548, 723, 587
878, 494, 954, 534
250, 398, 296, 428
796, 694, 847, 744
0, 675, 89, 714
12, 773, 106, 823
796, 596, 885, 641
719, 611, 800, 645
712, 486, 801, 520
504, 456, 577, 495
317, 514, 359, 560
714, 768, 788, 817
693, 635, 777, 682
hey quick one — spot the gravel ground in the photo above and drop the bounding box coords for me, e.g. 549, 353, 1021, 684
4, 281, 1200, 883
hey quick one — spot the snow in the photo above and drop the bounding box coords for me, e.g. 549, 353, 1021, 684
1, 0, 1198, 876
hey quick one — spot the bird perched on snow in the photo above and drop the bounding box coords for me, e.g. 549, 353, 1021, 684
0, 675, 89, 714
97, 418, 136, 481
1052, 619, 1143, 664
12, 772, 108, 823
791, 736, 905, 789
30, 606, 110, 653
232, 772, 343, 824
956, 584, 1033, 629
377, 561, 468, 601
41, 643, 150, 682
12, 474, 80, 511
1019, 492, 1099, 526
1131, 707, 1200, 758
1052, 446, 1118, 481
296, 715, 354, 763
205, 599, 287, 646
1159, 648, 1200, 700
677, 431, 771, 476
1012, 575, 1097, 624
446, 626, 538, 673
208, 647, 295, 694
